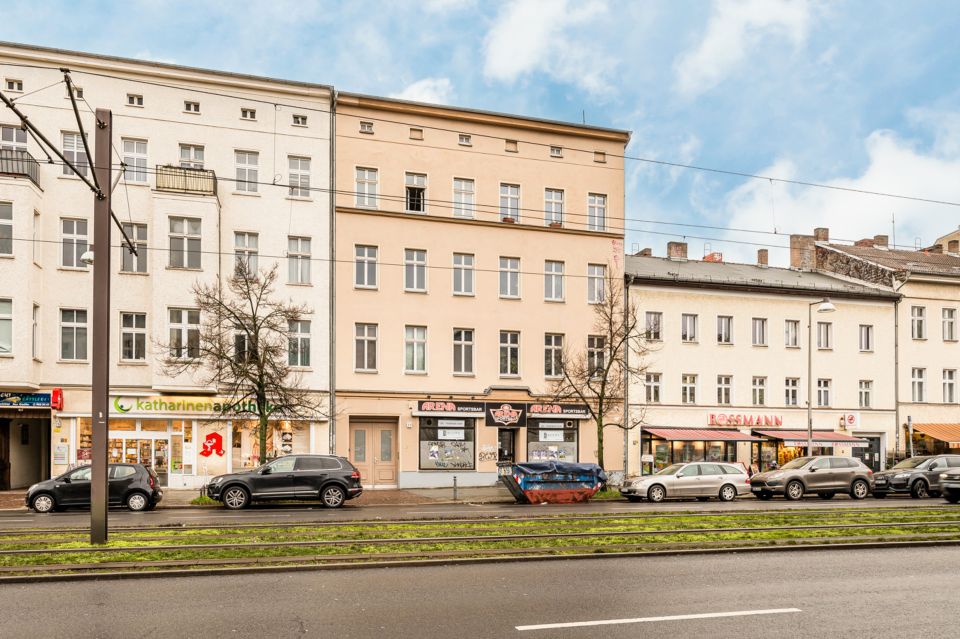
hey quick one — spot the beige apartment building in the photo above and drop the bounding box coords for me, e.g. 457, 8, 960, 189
333, 93, 630, 488
627, 242, 899, 475
0, 43, 332, 488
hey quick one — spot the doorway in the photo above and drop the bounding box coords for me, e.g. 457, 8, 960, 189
852, 435, 882, 472
349, 421, 398, 488
498, 429, 517, 464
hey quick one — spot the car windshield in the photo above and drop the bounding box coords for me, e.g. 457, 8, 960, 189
780, 457, 814, 470
656, 464, 684, 476
893, 457, 930, 469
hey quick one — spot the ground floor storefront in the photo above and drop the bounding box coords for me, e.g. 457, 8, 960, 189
0, 392, 52, 489
910, 423, 960, 456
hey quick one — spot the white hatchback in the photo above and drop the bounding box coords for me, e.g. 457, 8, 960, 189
619, 462, 752, 503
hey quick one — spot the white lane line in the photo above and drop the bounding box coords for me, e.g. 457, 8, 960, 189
516, 608, 802, 631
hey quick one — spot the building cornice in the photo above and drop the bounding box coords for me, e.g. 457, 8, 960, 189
627, 274, 900, 302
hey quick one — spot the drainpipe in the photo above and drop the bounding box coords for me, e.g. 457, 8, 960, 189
327, 90, 337, 455
892, 277, 907, 465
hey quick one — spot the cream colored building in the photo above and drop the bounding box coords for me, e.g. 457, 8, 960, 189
0, 43, 332, 488
627, 243, 899, 475
333, 93, 630, 488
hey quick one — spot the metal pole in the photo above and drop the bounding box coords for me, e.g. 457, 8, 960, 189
807, 302, 814, 457
90, 108, 112, 545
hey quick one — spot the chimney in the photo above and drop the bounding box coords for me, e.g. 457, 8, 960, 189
637, 248, 652, 257
667, 241, 688, 260
757, 249, 768, 267
790, 234, 815, 270
873, 234, 888, 248
948, 240, 959, 255
814, 227, 830, 242
854, 239, 873, 247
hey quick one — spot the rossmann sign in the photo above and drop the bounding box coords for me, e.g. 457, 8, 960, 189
709, 413, 784, 427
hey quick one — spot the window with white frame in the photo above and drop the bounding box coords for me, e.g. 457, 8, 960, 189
587, 193, 606, 231
785, 378, 799, 406
911, 306, 926, 339
784, 319, 799, 347
169, 217, 201, 269
120, 312, 146, 362
5, 79, 22, 92
752, 318, 768, 346
235, 151, 259, 192
587, 335, 605, 376
458, 133, 472, 146
168, 308, 200, 360
60, 308, 87, 360
355, 168, 378, 207
354, 245, 377, 288
817, 378, 831, 407
122, 138, 147, 182
544, 188, 563, 226
1, 125, 26, 152
544, 260, 564, 301
817, 321, 832, 349
288, 156, 310, 197
752, 376, 767, 406
549, 145, 563, 158
499, 330, 520, 376
645, 373, 661, 403
31, 304, 39, 359
544, 333, 563, 377
234, 232, 258, 275
240, 107, 256, 120
500, 183, 520, 221
60, 218, 88, 269
912, 367, 926, 402
120, 223, 147, 273
292, 114, 307, 126
126, 94, 143, 107
453, 253, 474, 295
717, 316, 733, 344
453, 178, 475, 218
681, 374, 698, 404
587, 264, 605, 303
404, 325, 427, 373
404, 249, 427, 292
234, 329, 251, 364
62, 132, 88, 177
681, 313, 698, 343
717, 375, 732, 405
944, 369, 957, 404
0, 201, 12, 256
646, 311, 662, 340
0, 299, 10, 355
359, 121, 374, 134
287, 237, 311, 285
354, 323, 377, 371
859, 380, 872, 409
499, 257, 520, 298
288, 320, 311, 367
184, 101, 200, 113
453, 328, 474, 375
944, 308, 957, 341
859, 324, 874, 352
405, 173, 427, 213
179, 144, 204, 169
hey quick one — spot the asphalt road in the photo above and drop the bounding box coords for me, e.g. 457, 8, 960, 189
0, 545, 955, 638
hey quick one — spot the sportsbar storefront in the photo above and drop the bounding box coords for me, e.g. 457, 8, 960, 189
640, 427, 761, 474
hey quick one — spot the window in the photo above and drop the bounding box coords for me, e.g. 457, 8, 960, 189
587, 335, 605, 376
359, 121, 374, 134
945, 370, 957, 404
122, 138, 147, 182
751, 318, 767, 346
645, 373, 661, 403
288, 156, 310, 197
62, 132, 88, 177
453, 329, 474, 374
681, 314, 698, 342
549, 145, 563, 158
405, 173, 427, 213
752, 377, 767, 406
453, 253, 474, 295
60, 218, 88, 268
587, 193, 606, 231
458, 133, 472, 146
234, 232, 258, 275
646, 312, 662, 340
120, 312, 146, 362
785, 378, 799, 406
594, 151, 607, 163
453, 178, 475, 218
126, 94, 143, 106
817, 321, 832, 349
168, 309, 200, 360
505, 139, 518, 152
1, 125, 26, 151
354, 245, 378, 288
241, 107, 256, 120
912, 306, 926, 339
288, 320, 310, 367
404, 249, 427, 292
912, 367, 926, 402
5, 79, 23, 92
409, 127, 423, 140
717, 316, 733, 344
60, 309, 87, 360
169, 217, 201, 269
817, 379, 831, 407
31, 209, 38, 265
120, 223, 147, 273
784, 320, 799, 347
499, 257, 520, 298
500, 183, 520, 221
857, 324, 874, 352
69, 86, 83, 99
235, 151, 259, 192
545, 189, 564, 226
233, 329, 251, 364
354, 323, 377, 371
587, 264, 605, 303
0, 201, 11, 256
681, 374, 697, 404
0, 299, 10, 355
184, 101, 200, 113
293, 114, 307, 126
944, 309, 957, 341
404, 326, 427, 373
31, 304, 39, 359
717, 375, 732, 405
179, 144, 204, 169
499, 331, 520, 376
544, 333, 563, 377
859, 380, 872, 409
544, 260, 564, 301
355, 168, 378, 207
287, 237, 311, 285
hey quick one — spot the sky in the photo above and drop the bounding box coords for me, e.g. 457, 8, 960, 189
5, 0, 960, 266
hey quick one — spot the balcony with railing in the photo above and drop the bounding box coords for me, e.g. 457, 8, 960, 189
0, 149, 41, 189
155, 164, 217, 196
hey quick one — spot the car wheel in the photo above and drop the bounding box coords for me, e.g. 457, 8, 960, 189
785, 481, 804, 501
126, 492, 149, 512
756, 491, 773, 500
818, 492, 836, 500
718, 484, 737, 502
321, 485, 346, 508
31, 493, 55, 514
647, 484, 666, 503
873, 492, 888, 499
911, 480, 929, 499
945, 493, 960, 504
851, 479, 869, 500
626, 496, 642, 503
222, 486, 250, 510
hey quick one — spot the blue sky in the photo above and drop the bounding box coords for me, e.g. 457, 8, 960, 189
6, 0, 960, 264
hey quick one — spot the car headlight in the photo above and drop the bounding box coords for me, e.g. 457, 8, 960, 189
210, 476, 224, 484
26, 484, 38, 493
894, 473, 911, 479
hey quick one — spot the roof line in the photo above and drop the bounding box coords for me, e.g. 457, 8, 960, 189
626, 274, 900, 300
819, 243, 898, 273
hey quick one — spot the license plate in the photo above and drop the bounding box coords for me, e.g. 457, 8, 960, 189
751, 487, 762, 492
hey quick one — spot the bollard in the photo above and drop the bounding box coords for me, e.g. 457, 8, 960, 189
453, 475, 459, 502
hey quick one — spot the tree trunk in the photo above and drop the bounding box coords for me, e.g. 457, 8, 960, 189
596, 418, 605, 469
258, 411, 269, 465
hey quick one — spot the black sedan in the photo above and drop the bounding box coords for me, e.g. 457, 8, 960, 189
26, 464, 164, 512
873, 455, 960, 498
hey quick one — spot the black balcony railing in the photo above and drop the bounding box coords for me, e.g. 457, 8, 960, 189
155, 164, 217, 196
0, 149, 41, 189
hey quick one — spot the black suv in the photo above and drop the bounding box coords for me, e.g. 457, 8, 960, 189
873, 455, 960, 498
204, 455, 362, 509
26, 464, 163, 513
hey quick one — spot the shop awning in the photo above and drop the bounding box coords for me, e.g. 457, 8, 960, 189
912, 424, 960, 447
753, 429, 868, 448
643, 428, 762, 442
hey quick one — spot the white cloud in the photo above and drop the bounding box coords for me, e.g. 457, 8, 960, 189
423, 0, 475, 12
390, 77, 455, 104
674, 0, 815, 98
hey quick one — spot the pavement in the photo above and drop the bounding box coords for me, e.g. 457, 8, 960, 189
0, 545, 955, 638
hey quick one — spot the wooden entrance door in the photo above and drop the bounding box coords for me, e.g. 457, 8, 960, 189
349, 422, 398, 488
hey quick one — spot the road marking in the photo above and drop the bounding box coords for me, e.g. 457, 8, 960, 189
516, 608, 802, 631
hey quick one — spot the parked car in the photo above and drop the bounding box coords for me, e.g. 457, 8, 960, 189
204, 454, 363, 509
872, 455, 960, 498
26, 463, 163, 513
942, 470, 960, 504
750, 456, 873, 500
619, 461, 751, 503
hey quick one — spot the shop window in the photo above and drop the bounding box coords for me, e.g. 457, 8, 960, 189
419, 418, 475, 470
527, 424, 577, 462
673, 440, 704, 463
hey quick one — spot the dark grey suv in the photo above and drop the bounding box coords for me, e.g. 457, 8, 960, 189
750, 456, 874, 500
873, 455, 960, 498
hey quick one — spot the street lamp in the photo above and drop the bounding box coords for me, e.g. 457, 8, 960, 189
807, 298, 836, 457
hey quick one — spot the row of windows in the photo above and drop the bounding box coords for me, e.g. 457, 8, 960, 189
910, 306, 958, 341
910, 367, 958, 403
644, 374, 873, 409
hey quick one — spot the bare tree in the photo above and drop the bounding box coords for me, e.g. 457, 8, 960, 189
161, 263, 325, 464
549, 272, 649, 470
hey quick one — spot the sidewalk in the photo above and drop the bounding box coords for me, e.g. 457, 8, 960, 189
163, 485, 516, 508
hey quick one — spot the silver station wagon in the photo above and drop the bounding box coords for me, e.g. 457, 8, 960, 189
620, 461, 751, 503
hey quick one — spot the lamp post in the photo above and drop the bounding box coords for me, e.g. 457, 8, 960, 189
807, 298, 836, 457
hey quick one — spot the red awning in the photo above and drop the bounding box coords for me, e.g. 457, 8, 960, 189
753, 429, 868, 448
643, 428, 762, 442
